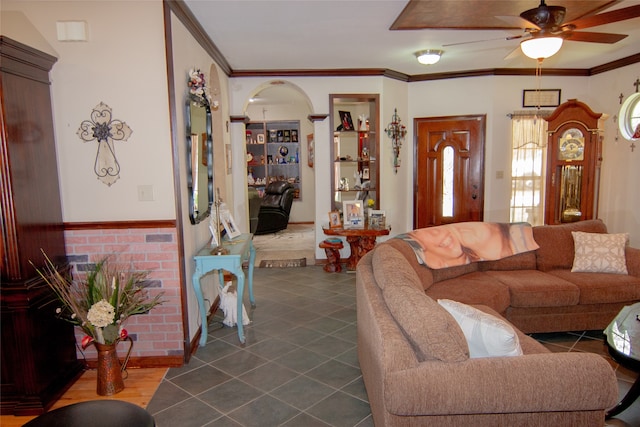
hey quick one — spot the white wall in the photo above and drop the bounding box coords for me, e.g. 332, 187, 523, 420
169, 11, 232, 343
380, 77, 409, 241
3, 0, 175, 222
588, 64, 640, 246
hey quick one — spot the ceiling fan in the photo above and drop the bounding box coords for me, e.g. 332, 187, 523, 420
444, 0, 640, 59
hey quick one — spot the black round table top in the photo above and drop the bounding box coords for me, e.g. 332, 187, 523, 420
24, 400, 155, 427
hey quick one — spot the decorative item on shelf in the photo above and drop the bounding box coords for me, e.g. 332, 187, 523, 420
33, 253, 164, 396
385, 108, 407, 174
210, 188, 229, 255
76, 102, 132, 187
338, 111, 354, 131
358, 114, 369, 131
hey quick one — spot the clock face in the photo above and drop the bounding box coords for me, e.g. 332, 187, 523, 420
558, 128, 585, 161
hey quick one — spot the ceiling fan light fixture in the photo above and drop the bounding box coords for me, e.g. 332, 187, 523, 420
415, 49, 443, 65
520, 37, 563, 59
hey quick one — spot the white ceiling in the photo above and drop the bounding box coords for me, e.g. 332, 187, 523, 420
184, 0, 640, 77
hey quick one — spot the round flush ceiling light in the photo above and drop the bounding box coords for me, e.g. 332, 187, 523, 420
520, 37, 563, 59
415, 49, 443, 65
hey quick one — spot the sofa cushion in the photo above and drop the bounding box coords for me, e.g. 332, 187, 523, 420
438, 299, 523, 358
533, 219, 608, 272
485, 270, 580, 307
478, 251, 537, 271
382, 284, 469, 362
425, 272, 511, 314
571, 231, 629, 274
549, 270, 640, 304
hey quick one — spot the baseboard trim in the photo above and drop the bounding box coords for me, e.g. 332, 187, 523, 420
84, 355, 183, 369
188, 295, 221, 360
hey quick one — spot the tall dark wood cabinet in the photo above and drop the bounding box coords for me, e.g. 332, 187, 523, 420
1, 36, 83, 416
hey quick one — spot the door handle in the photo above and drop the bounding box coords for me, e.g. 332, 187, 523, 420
472, 194, 477, 200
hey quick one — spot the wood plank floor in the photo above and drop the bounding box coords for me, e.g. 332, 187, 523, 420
1, 367, 166, 427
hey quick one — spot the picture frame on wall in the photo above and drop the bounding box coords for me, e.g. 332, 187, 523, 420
307, 133, 314, 168
522, 89, 561, 107
225, 144, 232, 174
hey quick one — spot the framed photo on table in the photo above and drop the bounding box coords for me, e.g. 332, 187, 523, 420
343, 200, 364, 229
368, 209, 386, 229
221, 211, 241, 239
328, 211, 342, 229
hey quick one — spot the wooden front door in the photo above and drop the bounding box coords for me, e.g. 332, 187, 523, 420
414, 115, 486, 229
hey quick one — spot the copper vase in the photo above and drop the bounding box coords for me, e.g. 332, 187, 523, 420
94, 342, 126, 396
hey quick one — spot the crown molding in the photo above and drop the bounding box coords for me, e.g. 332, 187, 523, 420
165, 0, 231, 75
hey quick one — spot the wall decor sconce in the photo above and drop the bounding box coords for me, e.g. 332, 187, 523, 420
385, 108, 407, 174
77, 102, 132, 186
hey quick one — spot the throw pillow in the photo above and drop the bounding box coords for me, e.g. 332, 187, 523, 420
571, 231, 629, 274
437, 299, 523, 358
382, 284, 469, 363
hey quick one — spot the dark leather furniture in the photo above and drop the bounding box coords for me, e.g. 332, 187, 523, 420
247, 187, 262, 234
255, 181, 295, 235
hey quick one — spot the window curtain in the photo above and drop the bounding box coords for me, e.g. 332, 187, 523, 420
510, 113, 549, 226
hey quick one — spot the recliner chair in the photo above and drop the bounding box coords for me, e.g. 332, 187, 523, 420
254, 181, 295, 235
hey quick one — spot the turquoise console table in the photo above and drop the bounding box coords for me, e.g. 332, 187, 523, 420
193, 233, 256, 346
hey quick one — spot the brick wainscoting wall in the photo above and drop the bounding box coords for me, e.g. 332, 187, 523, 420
64, 226, 183, 362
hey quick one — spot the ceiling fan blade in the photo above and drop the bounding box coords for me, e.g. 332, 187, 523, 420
563, 31, 628, 44
443, 34, 524, 47
566, 4, 640, 30
504, 45, 523, 60
495, 15, 540, 30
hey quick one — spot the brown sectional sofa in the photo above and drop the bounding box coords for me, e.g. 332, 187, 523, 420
356, 219, 640, 426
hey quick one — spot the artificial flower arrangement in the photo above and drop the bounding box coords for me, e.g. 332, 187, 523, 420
35, 253, 164, 348
187, 68, 211, 105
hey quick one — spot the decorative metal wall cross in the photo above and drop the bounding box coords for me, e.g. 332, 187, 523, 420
77, 102, 132, 186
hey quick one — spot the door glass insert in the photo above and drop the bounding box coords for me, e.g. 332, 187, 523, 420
442, 146, 454, 217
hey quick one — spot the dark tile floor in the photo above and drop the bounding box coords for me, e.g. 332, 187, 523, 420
147, 265, 639, 427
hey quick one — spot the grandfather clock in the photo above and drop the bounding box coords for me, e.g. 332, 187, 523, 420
544, 99, 604, 225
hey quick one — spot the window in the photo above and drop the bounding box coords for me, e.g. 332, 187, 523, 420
510, 115, 548, 226
618, 92, 640, 140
